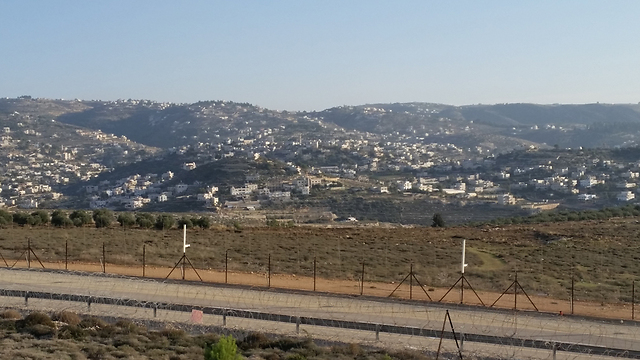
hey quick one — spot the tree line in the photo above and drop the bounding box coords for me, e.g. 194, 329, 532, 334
0, 209, 211, 230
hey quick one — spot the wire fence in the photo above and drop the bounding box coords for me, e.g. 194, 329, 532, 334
1, 268, 640, 360
0, 228, 638, 322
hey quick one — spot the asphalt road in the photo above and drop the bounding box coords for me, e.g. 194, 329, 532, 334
1, 268, 638, 359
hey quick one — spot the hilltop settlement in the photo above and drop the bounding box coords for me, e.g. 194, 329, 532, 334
2, 97, 640, 225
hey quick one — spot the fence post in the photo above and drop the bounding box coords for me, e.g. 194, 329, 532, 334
225, 250, 228, 284
633, 280, 635, 320
313, 256, 317, 292
27, 239, 31, 268
552, 342, 557, 360
24, 292, 28, 306
409, 263, 413, 300
571, 276, 574, 315
223, 309, 227, 326
153, 305, 157, 318
102, 242, 106, 273
65, 240, 68, 270
296, 317, 300, 334
375, 324, 380, 341
360, 261, 365, 296
268, 254, 271, 288
142, 244, 146, 277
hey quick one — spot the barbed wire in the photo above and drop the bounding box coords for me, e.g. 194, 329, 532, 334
1, 268, 639, 359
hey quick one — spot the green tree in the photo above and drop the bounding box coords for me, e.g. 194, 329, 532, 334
93, 209, 114, 228
155, 214, 175, 230
12, 212, 30, 226
205, 335, 242, 360
51, 210, 73, 228
69, 210, 92, 227
431, 213, 445, 228
194, 216, 211, 229
31, 210, 51, 225
177, 216, 193, 229
0, 209, 12, 225
136, 213, 155, 229
117, 213, 136, 228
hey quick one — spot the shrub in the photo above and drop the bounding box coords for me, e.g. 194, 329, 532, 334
178, 216, 193, 229
239, 332, 269, 350
79, 316, 107, 329
58, 324, 87, 340
70, 210, 92, 227
31, 210, 51, 224
205, 335, 242, 360
93, 209, 114, 228
0, 309, 22, 319
12, 212, 30, 226
194, 216, 211, 229
0, 209, 12, 224
51, 210, 73, 228
117, 213, 136, 228
20, 312, 54, 328
53, 310, 81, 325
431, 213, 445, 228
155, 214, 176, 230
17, 312, 56, 338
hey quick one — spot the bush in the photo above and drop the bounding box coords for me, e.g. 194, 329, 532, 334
155, 214, 175, 230
31, 210, 51, 224
12, 212, 30, 226
70, 210, 92, 227
53, 310, 81, 325
0, 209, 13, 224
93, 209, 114, 228
20, 312, 54, 328
194, 216, 212, 229
205, 335, 242, 360
0, 309, 22, 319
136, 213, 155, 228
178, 216, 193, 229
431, 213, 445, 228
58, 324, 87, 340
117, 213, 136, 228
51, 210, 73, 227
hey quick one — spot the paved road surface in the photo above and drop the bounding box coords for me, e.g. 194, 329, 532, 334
1, 268, 638, 359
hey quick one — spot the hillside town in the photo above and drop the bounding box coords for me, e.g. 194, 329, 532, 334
2, 98, 640, 223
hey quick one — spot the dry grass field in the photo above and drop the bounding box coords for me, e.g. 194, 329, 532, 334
1, 218, 640, 305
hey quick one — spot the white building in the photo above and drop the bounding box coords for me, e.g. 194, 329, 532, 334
497, 193, 516, 205
617, 191, 635, 202
182, 162, 197, 171
577, 194, 597, 201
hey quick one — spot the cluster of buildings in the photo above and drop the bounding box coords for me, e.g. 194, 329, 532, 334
0, 110, 156, 209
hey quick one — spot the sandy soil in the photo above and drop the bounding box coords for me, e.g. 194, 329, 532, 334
7, 259, 635, 321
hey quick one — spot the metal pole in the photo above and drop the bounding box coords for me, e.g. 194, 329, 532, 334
571, 276, 574, 315
225, 249, 228, 284
514, 271, 518, 310
27, 239, 31, 268
461, 239, 467, 304
409, 263, 413, 300
360, 261, 365, 296
142, 244, 146, 277
313, 256, 317, 291
102, 242, 105, 273
65, 240, 68, 270
268, 254, 271, 288
633, 280, 635, 320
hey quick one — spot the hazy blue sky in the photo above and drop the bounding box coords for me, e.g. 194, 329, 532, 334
1, 1, 638, 110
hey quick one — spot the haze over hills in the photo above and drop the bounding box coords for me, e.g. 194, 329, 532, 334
3, 97, 640, 151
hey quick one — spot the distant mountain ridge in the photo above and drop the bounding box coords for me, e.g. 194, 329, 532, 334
3, 97, 640, 151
